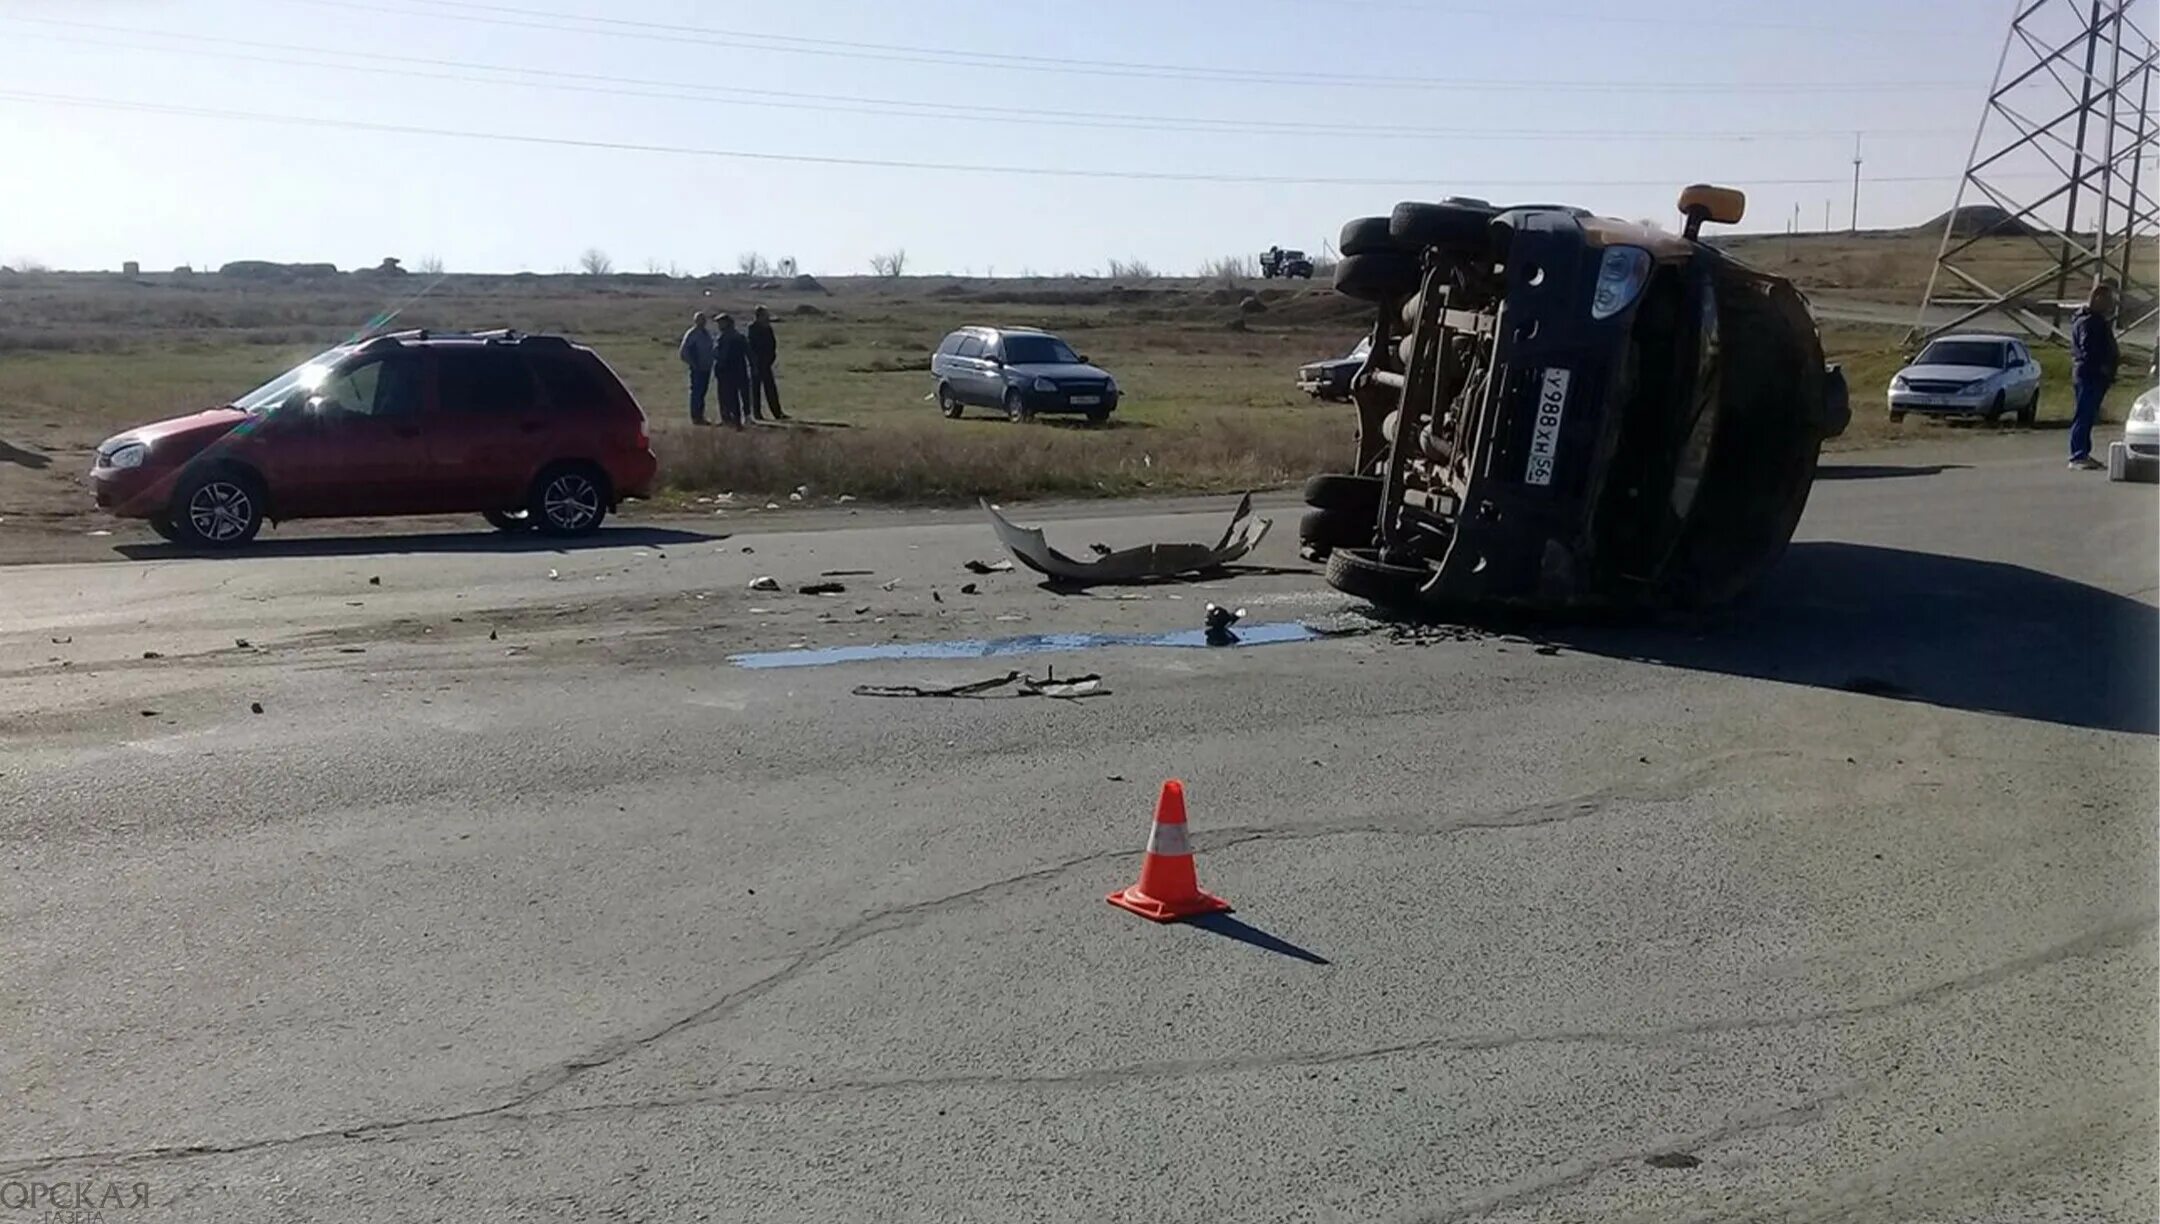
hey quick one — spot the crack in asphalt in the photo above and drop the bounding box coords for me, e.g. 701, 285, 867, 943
3, 883, 2145, 1179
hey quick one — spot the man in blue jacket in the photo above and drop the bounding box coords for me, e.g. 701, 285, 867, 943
2068, 282, 2118, 470
678, 312, 715, 426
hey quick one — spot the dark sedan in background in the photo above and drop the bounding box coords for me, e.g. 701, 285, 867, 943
1297, 335, 1372, 402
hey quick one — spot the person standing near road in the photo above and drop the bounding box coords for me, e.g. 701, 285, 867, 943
678, 311, 716, 425
712, 313, 752, 429
2068, 281, 2119, 470
747, 305, 789, 421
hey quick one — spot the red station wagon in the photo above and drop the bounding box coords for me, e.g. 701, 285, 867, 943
90, 330, 658, 546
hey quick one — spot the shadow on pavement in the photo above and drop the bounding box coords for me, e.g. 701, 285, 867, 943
113, 526, 727, 562
1553, 542, 2158, 736
1186, 912, 1332, 965
1814, 463, 1971, 481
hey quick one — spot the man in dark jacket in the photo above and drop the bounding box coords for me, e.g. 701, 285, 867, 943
747, 305, 788, 421
2069, 281, 2119, 469
678, 311, 715, 425
712, 314, 752, 429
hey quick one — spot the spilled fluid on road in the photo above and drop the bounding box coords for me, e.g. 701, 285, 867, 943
729, 620, 1322, 669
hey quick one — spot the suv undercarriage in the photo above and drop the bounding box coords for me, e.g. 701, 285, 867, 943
1303, 189, 1850, 613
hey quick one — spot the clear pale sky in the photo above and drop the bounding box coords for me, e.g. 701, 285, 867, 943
0, 0, 2020, 275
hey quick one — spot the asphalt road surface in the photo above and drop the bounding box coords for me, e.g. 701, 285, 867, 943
4, 434, 2155, 1223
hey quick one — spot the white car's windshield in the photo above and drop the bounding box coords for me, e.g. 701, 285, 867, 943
233, 347, 353, 414
1915, 340, 2007, 369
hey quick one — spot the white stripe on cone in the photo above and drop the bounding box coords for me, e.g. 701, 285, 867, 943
1146, 822, 1191, 857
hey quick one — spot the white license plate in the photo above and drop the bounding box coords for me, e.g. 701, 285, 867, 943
1525, 368, 1569, 486
1069, 395, 1101, 406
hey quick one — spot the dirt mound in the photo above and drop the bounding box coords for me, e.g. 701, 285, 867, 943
1919, 204, 2041, 239
789, 273, 829, 294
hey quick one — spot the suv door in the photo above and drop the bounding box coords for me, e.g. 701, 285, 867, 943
431, 346, 551, 510
265, 350, 430, 518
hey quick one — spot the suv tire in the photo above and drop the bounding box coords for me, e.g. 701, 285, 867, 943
1390, 202, 1493, 252
1334, 252, 1422, 302
938, 383, 965, 419
1324, 547, 1428, 604
1005, 391, 1034, 424
530, 463, 610, 537
1302, 473, 1383, 516
172, 466, 265, 548
1338, 216, 1404, 257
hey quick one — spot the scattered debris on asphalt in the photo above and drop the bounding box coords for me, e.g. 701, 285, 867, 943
982, 493, 1271, 585
368, 576, 381, 586
335, 647, 367, 654
141, 651, 163, 660
488, 629, 498, 641
742, 545, 755, 553
1644, 1153, 1701, 1170
881, 579, 900, 591
852, 669, 1107, 701
959, 583, 979, 595
138, 709, 157, 717
234, 638, 252, 648
748, 576, 782, 591
822, 569, 875, 577
49, 636, 70, 645
932, 590, 944, 604
964, 559, 1016, 574
250, 702, 264, 715
547, 568, 561, 581
799, 582, 847, 595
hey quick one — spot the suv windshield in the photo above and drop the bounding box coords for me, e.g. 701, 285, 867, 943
1001, 335, 1080, 365
1916, 340, 2006, 369
234, 346, 354, 415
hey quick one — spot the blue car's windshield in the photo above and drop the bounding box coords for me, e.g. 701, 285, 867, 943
233, 347, 353, 414
1001, 335, 1080, 365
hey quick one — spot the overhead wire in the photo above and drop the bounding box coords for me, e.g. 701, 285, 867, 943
0, 18, 1967, 146
288, 0, 1983, 94
0, 88, 2011, 190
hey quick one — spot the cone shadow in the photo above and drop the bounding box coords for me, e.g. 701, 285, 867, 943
1186, 912, 1331, 965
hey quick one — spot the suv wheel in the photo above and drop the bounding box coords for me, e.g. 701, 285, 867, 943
1005, 391, 1034, 424
1334, 252, 1422, 303
938, 383, 964, 419
530, 464, 609, 536
173, 468, 264, 547
484, 509, 533, 531
1324, 547, 1429, 605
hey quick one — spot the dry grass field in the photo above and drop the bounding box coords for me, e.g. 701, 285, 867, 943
0, 232, 2142, 536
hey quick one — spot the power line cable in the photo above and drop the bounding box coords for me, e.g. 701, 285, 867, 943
0, 87, 2003, 189
290, 0, 1984, 94
0, 18, 1967, 146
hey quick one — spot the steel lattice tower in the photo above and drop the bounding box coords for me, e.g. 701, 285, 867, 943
1911, 0, 2158, 350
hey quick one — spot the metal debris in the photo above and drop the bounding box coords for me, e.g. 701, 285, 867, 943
964, 559, 1016, 574
748, 576, 782, 591
981, 493, 1272, 585
959, 583, 979, 595
799, 582, 847, 595
822, 569, 875, 577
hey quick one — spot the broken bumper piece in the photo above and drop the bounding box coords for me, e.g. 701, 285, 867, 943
981, 494, 1272, 585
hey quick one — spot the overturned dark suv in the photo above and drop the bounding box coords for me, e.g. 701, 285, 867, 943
1302, 187, 1850, 612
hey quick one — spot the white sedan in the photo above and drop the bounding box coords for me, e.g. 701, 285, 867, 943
2107, 383, 2159, 481
1889, 333, 2043, 425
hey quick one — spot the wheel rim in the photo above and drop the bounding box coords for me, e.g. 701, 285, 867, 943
187, 481, 253, 542
542, 473, 601, 529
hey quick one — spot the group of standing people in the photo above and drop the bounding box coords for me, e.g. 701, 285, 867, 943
678, 307, 786, 428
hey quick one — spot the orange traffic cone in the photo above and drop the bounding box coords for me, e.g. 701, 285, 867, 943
1107, 779, 1232, 922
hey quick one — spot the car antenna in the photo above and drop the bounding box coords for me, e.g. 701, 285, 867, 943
346, 271, 448, 344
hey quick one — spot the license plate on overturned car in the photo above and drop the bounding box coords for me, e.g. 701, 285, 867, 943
1069, 395, 1102, 406
1525, 368, 1569, 486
